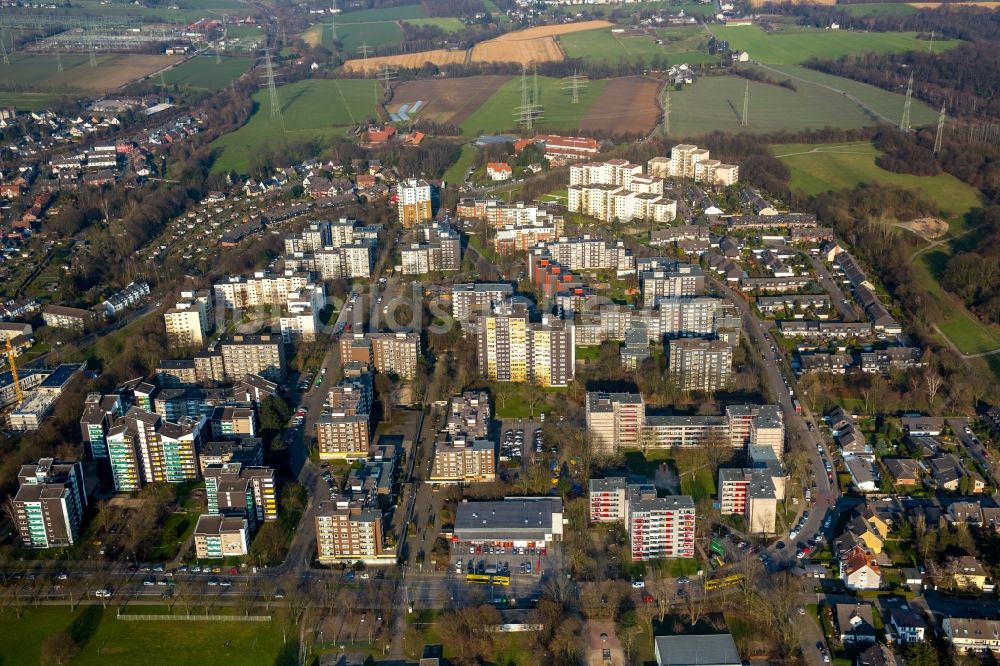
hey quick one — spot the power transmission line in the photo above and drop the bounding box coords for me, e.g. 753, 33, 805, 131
263, 49, 282, 122
900, 71, 913, 132
934, 104, 946, 154
56, 52, 63, 72
928, 29, 934, 53
741, 79, 749, 127
377, 63, 397, 91
90, 43, 97, 67
0, 31, 9, 66
662, 90, 670, 136
357, 42, 373, 66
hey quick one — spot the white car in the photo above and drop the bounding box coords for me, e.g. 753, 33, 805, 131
632, 581, 645, 589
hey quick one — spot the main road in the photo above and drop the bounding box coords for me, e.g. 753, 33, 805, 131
708, 276, 843, 563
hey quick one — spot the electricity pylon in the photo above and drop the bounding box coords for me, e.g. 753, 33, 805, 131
741, 79, 749, 127
934, 104, 946, 154
562, 70, 588, 104
263, 50, 282, 120
513, 66, 542, 130
900, 72, 913, 132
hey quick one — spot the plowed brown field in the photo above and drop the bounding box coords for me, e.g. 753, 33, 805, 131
579, 75, 661, 135
391, 75, 512, 125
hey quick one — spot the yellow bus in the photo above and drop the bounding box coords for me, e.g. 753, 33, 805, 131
492, 575, 510, 586
466, 574, 491, 584
704, 574, 744, 591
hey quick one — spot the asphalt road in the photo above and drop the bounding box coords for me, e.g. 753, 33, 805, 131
710, 277, 843, 565
807, 255, 863, 323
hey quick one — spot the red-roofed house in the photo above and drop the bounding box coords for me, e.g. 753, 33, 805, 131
840, 545, 882, 590
533, 134, 599, 162
513, 138, 537, 154
365, 126, 396, 145
486, 162, 512, 182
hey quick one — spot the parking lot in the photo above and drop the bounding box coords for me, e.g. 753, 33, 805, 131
499, 418, 547, 468
450, 540, 556, 579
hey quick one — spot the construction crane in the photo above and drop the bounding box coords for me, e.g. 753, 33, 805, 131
5, 336, 23, 406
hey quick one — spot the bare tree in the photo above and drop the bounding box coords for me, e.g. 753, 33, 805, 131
525, 383, 544, 418
494, 382, 511, 411
682, 582, 706, 626
925, 371, 943, 408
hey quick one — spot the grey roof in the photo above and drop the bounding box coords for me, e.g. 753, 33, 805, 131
454, 498, 562, 541
654, 634, 741, 666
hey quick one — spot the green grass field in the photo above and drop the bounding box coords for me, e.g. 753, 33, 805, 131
160, 56, 252, 89
582, 1, 716, 16
0, 607, 294, 666
443, 144, 479, 184
0, 92, 66, 110
460, 76, 609, 136
0, 53, 92, 88
680, 466, 716, 502
774, 140, 999, 357
755, 63, 938, 127
839, 3, 919, 15
772, 141, 983, 219
330, 4, 428, 52
711, 25, 959, 65
211, 78, 380, 173
56, 0, 247, 21
403, 17, 466, 32
559, 27, 716, 66
669, 75, 874, 135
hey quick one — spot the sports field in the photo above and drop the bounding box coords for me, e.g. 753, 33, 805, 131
211, 78, 379, 173
669, 75, 874, 135
160, 56, 252, 89
0, 53, 181, 92
558, 27, 715, 66
710, 25, 959, 65
459, 75, 610, 136
772, 142, 983, 220
754, 63, 938, 128
0, 606, 292, 666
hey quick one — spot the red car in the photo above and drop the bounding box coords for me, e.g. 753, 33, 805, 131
642, 594, 655, 604
802, 546, 812, 555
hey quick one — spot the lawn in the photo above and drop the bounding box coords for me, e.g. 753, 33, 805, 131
211, 78, 380, 173
559, 27, 716, 67
160, 56, 252, 89
492, 382, 558, 419
680, 466, 716, 502
443, 144, 479, 185
753, 63, 938, 128
149, 510, 199, 561
711, 25, 959, 65
0, 607, 295, 666
668, 75, 873, 135
772, 141, 984, 220
459, 75, 609, 136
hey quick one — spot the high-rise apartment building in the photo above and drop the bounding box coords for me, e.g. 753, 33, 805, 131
430, 391, 495, 483
315, 374, 373, 459
588, 477, 628, 523
397, 178, 433, 228
400, 222, 461, 274
194, 515, 249, 559
164, 290, 213, 350
220, 335, 287, 381
337, 331, 420, 379
640, 262, 706, 307
668, 338, 733, 392
204, 462, 277, 528
627, 486, 696, 560
105, 407, 206, 491
451, 283, 514, 328
13, 459, 87, 549
79, 392, 124, 461
649, 144, 739, 187
477, 302, 575, 387
718, 467, 779, 535
315, 502, 385, 563
586, 392, 645, 454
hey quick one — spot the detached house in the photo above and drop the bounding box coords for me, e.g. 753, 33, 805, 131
835, 603, 877, 644
889, 606, 927, 644
841, 545, 882, 590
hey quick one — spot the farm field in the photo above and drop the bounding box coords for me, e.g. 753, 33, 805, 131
343, 19, 612, 72
754, 63, 938, 127
710, 25, 959, 65
0, 53, 181, 92
583, 1, 716, 16
160, 56, 252, 89
211, 79, 379, 173
0, 606, 292, 666
772, 142, 983, 221
579, 75, 662, 134
558, 26, 715, 66
391, 75, 512, 125
668, 75, 873, 135
459, 75, 610, 136
342, 48, 465, 73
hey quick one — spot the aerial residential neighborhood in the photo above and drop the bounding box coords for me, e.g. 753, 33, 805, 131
0, 0, 999, 664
